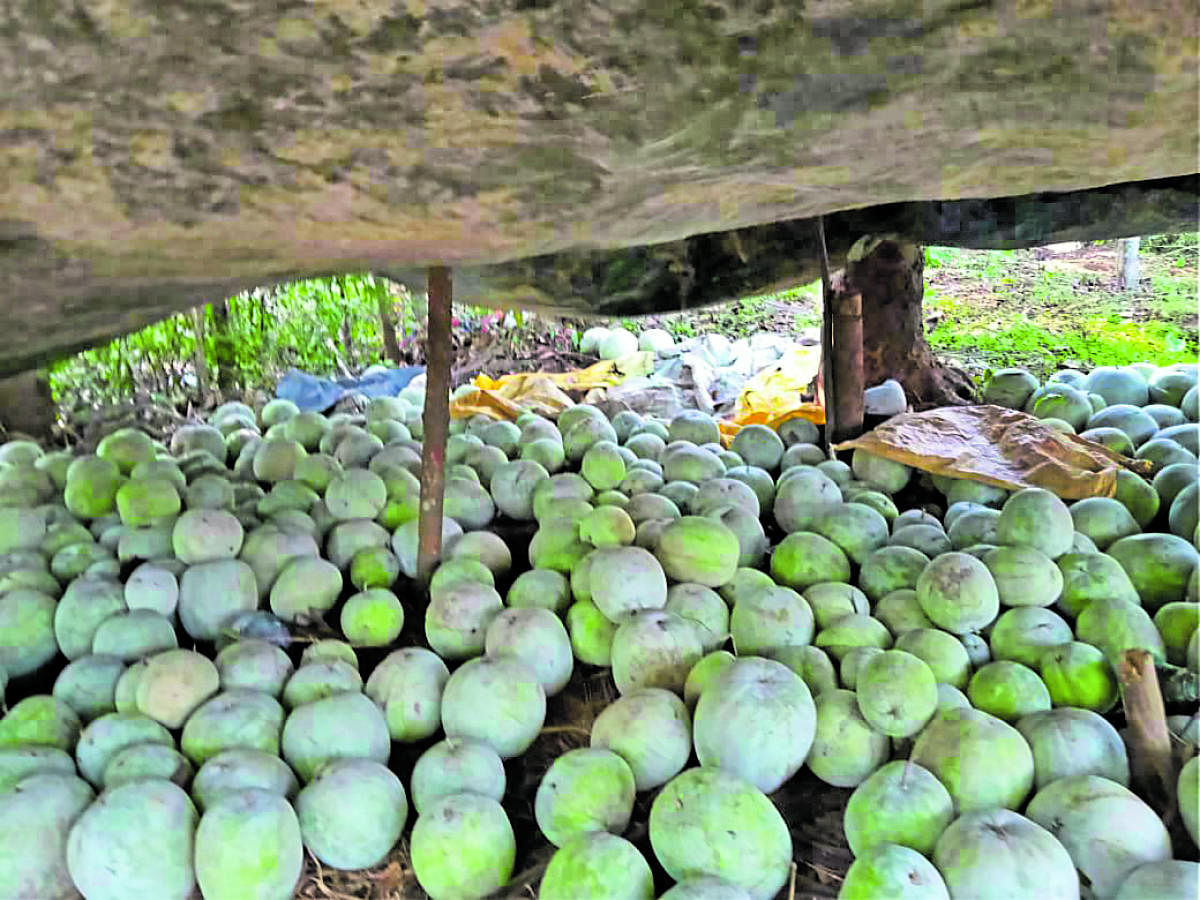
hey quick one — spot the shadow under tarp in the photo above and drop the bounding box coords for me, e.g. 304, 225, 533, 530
835, 405, 1153, 499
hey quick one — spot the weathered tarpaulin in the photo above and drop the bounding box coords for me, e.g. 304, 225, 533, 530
0, 1, 1195, 375
835, 405, 1154, 499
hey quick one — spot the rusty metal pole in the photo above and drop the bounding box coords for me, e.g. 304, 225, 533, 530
417, 265, 453, 585
831, 288, 865, 443
816, 217, 837, 456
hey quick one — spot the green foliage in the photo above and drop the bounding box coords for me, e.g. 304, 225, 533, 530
793, 307, 822, 330
1148, 271, 1199, 325
927, 297, 1194, 374
1141, 231, 1199, 255
924, 238, 1198, 380
925, 246, 1016, 279
666, 318, 697, 339
50, 318, 199, 410
50, 274, 416, 409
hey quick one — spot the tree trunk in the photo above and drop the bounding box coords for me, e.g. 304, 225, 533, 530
0, 370, 56, 440
844, 236, 976, 409
190, 306, 209, 395
334, 277, 356, 371
375, 277, 402, 364
211, 299, 237, 394
340, 313, 355, 370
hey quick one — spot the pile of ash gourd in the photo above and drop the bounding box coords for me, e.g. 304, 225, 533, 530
0, 358, 1197, 899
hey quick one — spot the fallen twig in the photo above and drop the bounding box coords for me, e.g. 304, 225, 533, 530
537, 725, 591, 738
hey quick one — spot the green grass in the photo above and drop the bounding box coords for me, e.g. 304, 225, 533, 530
925, 245, 1017, 279
927, 296, 1193, 369
1149, 271, 1199, 325
741, 282, 822, 307
924, 241, 1197, 380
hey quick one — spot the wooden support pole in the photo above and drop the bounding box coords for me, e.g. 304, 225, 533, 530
816, 217, 837, 456
830, 288, 865, 443
1121, 236, 1141, 291
417, 265, 453, 586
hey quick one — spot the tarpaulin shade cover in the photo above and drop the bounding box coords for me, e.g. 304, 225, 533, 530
2, 0, 1195, 379
835, 406, 1154, 500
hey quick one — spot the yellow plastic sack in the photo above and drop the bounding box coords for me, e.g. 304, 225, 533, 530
449, 375, 576, 420
449, 352, 655, 421
718, 345, 825, 445
834, 405, 1153, 499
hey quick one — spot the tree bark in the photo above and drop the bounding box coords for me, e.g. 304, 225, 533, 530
0, 370, 55, 440
335, 277, 356, 371
190, 306, 209, 395
211, 299, 237, 394
844, 236, 976, 409
376, 277, 402, 364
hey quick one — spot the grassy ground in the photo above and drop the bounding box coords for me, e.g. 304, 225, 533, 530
617, 282, 823, 343
922, 238, 1198, 381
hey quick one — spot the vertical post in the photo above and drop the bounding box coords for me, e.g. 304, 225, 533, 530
0, 370, 56, 440
816, 217, 837, 456
831, 288, 865, 442
417, 265, 453, 585
1121, 236, 1141, 291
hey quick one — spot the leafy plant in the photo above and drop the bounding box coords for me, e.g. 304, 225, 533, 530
925, 291, 1196, 379
1142, 231, 1199, 254
50, 274, 417, 410
925, 247, 1015, 278
665, 318, 697, 339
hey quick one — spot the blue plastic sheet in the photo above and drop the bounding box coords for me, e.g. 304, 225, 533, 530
275, 367, 425, 413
